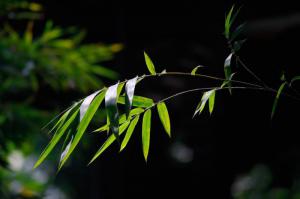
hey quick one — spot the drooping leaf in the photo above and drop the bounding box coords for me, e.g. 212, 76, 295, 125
105, 83, 120, 141
118, 95, 154, 108
125, 76, 138, 118
157, 102, 171, 137
89, 121, 130, 164
58, 90, 106, 170
271, 82, 287, 119
120, 115, 140, 152
80, 90, 100, 121
34, 108, 79, 169
144, 51, 156, 75
194, 90, 215, 117
142, 109, 151, 161
191, 65, 204, 75
208, 90, 216, 114
224, 53, 233, 94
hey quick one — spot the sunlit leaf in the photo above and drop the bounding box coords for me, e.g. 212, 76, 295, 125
157, 102, 171, 137
125, 76, 138, 118
194, 90, 215, 117
208, 90, 216, 114
105, 83, 120, 141
58, 89, 106, 170
142, 109, 151, 161
120, 115, 140, 152
118, 95, 154, 108
144, 51, 156, 75
80, 90, 100, 121
34, 108, 79, 169
89, 121, 130, 164
271, 82, 287, 119
60, 135, 73, 163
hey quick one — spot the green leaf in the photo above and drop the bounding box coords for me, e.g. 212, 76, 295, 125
194, 90, 215, 117
225, 5, 235, 39
142, 109, 151, 161
118, 95, 154, 108
208, 90, 216, 114
120, 115, 140, 152
58, 89, 106, 170
224, 53, 233, 94
125, 76, 138, 118
157, 102, 171, 137
34, 108, 79, 169
271, 82, 287, 119
105, 83, 120, 141
144, 51, 156, 75
89, 121, 130, 164
191, 65, 204, 75
80, 90, 101, 121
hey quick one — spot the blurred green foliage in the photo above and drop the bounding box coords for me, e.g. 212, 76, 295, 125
0, 0, 121, 198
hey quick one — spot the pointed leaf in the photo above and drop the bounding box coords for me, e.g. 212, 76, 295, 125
34, 108, 79, 169
120, 115, 140, 152
271, 82, 287, 119
142, 109, 151, 161
191, 65, 204, 75
209, 90, 216, 114
80, 90, 100, 121
224, 53, 233, 94
105, 83, 120, 141
60, 135, 73, 163
89, 121, 130, 164
144, 51, 156, 75
194, 90, 215, 117
125, 76, 138, 118
118, 95, 154, 108
59, 90, 106, 170
157, 102, 171, 137
225, 5, 235, 39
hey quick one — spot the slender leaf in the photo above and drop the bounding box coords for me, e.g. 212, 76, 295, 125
120, 115, 140, 152
225, 5, 235, 39
224, 53, 233, 94
125, 76, 138, 118
144, 51, 156, 75
208, 90, 216, 114
89, 121, 130, 164
60, 135, 73, 162
157, 102, 171, 137
191, 65, 204, 75
271, 82, 287, 119
194, 90, 215, 117
142, 109, 151, 161
105, 83, 120, 141
58, 90, 106, 170
118, 95, 154, 108
34, 108, 79, 169
80, 90, 100, 121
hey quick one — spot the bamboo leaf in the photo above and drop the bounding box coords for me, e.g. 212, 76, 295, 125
271, 82, 287, 119
34, 108, 79, 169
125, 76, 138, 118
224, 53, 233, 94
60, 135, 73, 163
208, 90, 216, 114
58, 90, 106, 170
120, 115, 140, 152
157, 102, 171, 137
118, 95, 154, 108
80, 90, 100, 121
225, 5, 235, 39
89, 121, 130, 164
142, 109, 151, 161
144, 51, 156, 75
105, 83, 120, 141
191, 65, 204, 75
194, 90, 215, 117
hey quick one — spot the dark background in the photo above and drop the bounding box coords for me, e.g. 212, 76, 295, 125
41, 1, 300, 198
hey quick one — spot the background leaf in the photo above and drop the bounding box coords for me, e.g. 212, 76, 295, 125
157, 102, 171, 137
271, 82, 287, 119
142, 109, 151, 161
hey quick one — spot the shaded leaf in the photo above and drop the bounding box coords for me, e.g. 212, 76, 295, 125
271, 82, 287, 119
144, 51, 156, 75
224, 53, 233, 94
34, 108, 79, 169
157, 102, 171, 137
208, 90, 216, 114
125, 76, 138, 118
142, 109, 151, 161
118, 95, 154, 108
120, 115, 140, 152
105, 83, 120, 141
89, 121, 130, 164
230, 23, 246, 42
59, 89, 106, 170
